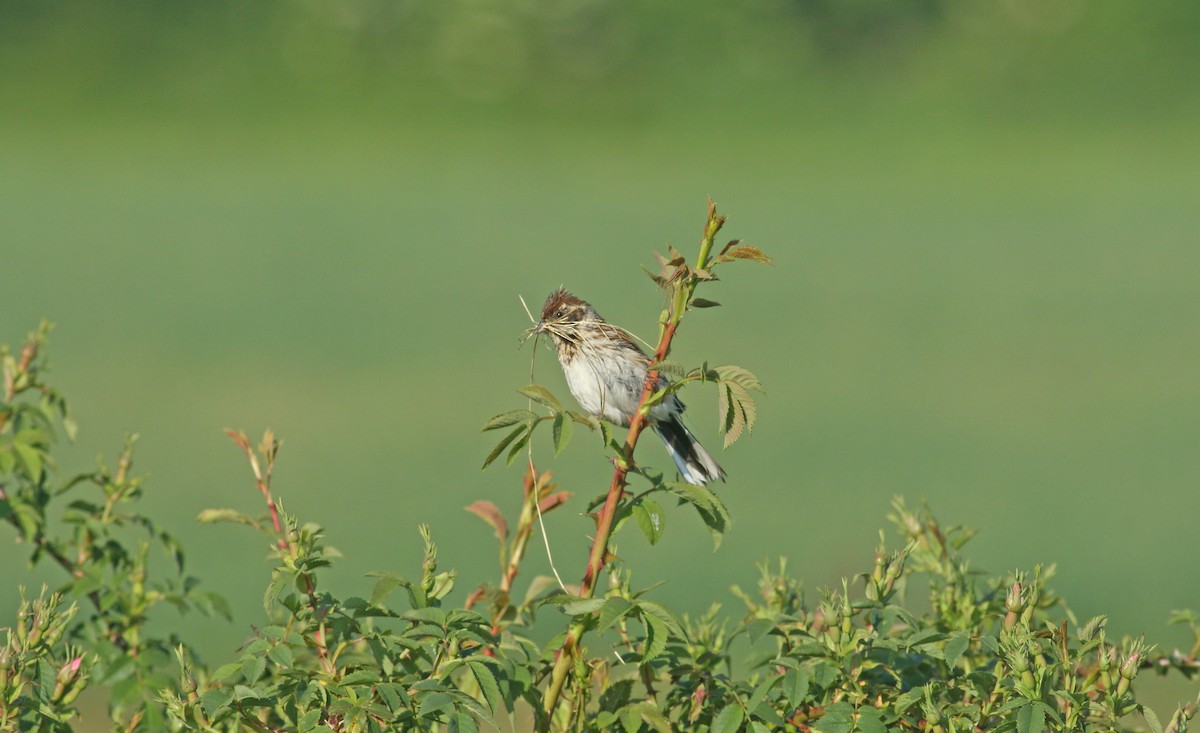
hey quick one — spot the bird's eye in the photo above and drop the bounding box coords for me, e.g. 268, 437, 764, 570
555, 309, 566, 318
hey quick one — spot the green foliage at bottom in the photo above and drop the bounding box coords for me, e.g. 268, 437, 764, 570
3, 325, 1199, 732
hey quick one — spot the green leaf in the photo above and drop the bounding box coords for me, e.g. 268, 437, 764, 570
560, 597, 606, 616
783, 668, 810, 706
717, 381, 756, 448
633, 498, 665, 545
667, 481, 730, 549
641, 610, 668, 663
620, 706, 641, 733
712, 703, 745, 733
504, 428, 532, 466
267, 642, 294, 668
715, 364, 764, 392
1077, 615, 1107, 642
211, 662, 242, 683
597, 597, 634, 632
200, 687, 234, 717
13, 440, 43, 480
367, 570, 411, 606
893, 688, 925, 714
818, 702, 856, 733
469, 661, 504, 716
856, 706, 886, 733
638, 602, 686, 667
482, 409, 537, 431
454, 710, 480, 733
298, 709, 322, 732
552, 412, 573, 455
690, 298, 722, 308
747, 674, 783, 710
517, 384, 563, 411
944, 632, 970, 670
481, 425, 524, 470
1143, 706, 1164, 733
263, 570, 289, 613
1016, 702, 1044, 733
197, 508, 259, 527
419, 691, 456, 718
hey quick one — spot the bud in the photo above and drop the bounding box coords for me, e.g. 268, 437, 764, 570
15, 605, 28, 646
52, 657, 83, 701
1120, 651, 1141, 681
689, 683, 707, 724
1005, 582, 1025, 615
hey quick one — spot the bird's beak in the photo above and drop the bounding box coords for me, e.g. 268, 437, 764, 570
533, 320, 546, 334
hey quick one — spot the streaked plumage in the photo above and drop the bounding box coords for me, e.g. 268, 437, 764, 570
535, 288, 725, 486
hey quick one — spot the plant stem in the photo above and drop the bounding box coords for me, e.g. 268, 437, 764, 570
538, 202, 725, 729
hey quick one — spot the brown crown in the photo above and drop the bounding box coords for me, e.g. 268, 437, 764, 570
540, 288, 588, 321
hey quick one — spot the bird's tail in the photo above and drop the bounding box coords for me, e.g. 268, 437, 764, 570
653, 416, 726, 486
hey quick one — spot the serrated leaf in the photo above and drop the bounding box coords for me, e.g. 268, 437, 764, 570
469, 661, 504, 715
482, 409, 537, 431
367, 571, 410, 606
597, 597, 634, 632
665, 481, 730, 549
200, 687, 234, 717
552, 412, 573, 455
649, 360, 686, 377
1077, 615, 1107, 642
712, 703, 745, 733
455, 710, 480, 733
504, 428, 532, 466
664, 480, 718, 513
481, 425, 524, 470
518, 384, 563, 411
717, 379, 757, 448
783, 668, 810, 705
1143, 706, 1164, 733
633, 498, 665, 545
894, 686, 926, 713
944, 632, 970, 670
725, 245, 772, 264
465, 501, 508, 544
857, 706, 886, 733
263, 570, 288, 613
267, 642, 294, 668
419, 691, 455, 718
715, 364, 764, 392
620, 706, 641, 733
197, 508, 259, 527
211, 662, 242, 683
637, 600, 686, 640
559, 597, 606, 616
1016, 702, 1044, 733
14, 441, 43, 480
641, 610, 668, 663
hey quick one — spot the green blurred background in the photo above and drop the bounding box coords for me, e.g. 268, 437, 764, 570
3, 0, 1199, 722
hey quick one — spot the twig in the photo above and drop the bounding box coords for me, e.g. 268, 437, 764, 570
538, 201, 727, 728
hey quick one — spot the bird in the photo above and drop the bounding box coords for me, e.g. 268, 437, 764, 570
534, 288, 725, 486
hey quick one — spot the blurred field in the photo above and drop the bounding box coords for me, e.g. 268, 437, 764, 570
3, 0, 1199, 723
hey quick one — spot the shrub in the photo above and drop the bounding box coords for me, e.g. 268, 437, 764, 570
2, 204, 1197, 732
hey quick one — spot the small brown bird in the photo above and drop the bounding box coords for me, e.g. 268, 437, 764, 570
534, 288, 725, 486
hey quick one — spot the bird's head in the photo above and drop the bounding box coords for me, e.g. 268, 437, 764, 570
535, 288, 592, 345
